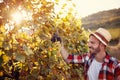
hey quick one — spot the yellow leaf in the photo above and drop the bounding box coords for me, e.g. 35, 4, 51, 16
0, 50, 4, 56
2, 54, 9, 63
0, 71, 3, 77
0, 26, 6, 33
62, 4, 67, 9
48, 52, 51, 57
0, 42, 2, 47
34, 62, 39, 66
55, 0, 59, 3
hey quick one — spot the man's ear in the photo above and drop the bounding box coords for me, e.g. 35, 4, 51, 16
100, 42, 106, 49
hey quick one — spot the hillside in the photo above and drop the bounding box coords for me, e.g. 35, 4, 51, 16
81, 8, 120, 29
81, 8, 120, 60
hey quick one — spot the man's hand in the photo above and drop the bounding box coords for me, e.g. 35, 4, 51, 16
51, 33, 61, 43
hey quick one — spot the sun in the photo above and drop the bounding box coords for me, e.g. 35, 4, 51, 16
11, 8, 32, 24
11, 11, 23, 24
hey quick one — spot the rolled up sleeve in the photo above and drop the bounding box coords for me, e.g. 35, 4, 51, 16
66, 54, 85, 64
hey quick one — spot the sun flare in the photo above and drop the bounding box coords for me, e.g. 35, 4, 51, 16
11, 11, 22, 24
11, 9, 32, 24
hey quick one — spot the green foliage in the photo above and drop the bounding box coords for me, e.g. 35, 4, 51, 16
0, 0, 89, 80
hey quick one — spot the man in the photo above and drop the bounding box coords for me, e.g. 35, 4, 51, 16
59, 28, 120, 80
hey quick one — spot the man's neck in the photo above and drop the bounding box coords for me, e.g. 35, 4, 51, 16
95, 51, 106, 63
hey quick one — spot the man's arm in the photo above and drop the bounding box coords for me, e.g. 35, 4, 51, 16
60, 45, 69, 62
51, 33, 85, 64
51, 33, 70, 62
60, 43, 85, 64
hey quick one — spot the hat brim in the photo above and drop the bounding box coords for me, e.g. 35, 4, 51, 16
88, 29, 107, 46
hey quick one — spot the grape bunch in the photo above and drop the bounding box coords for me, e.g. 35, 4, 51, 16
51, 33, 61, 43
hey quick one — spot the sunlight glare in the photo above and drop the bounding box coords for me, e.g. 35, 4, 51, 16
11, 9, 32, 24
0, 0, 3, 3
11, 11, 22, 24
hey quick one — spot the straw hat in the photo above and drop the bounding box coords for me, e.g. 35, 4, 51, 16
88, 28, 111, 46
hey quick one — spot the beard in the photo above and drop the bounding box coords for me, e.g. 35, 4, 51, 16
89, 45, 100, 55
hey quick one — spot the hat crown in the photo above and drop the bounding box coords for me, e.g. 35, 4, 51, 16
96, 28, 111, 42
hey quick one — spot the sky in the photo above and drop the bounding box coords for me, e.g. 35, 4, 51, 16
73, 0, 120, 17
0, 0, 120, 18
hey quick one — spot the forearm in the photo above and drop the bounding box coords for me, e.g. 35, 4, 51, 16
60, 46, 69, 62
60, 45, 85, 64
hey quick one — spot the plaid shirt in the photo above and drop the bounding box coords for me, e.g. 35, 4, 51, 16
66, 53, 120, 80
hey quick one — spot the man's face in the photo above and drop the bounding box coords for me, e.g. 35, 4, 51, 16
88, 35, 101, 55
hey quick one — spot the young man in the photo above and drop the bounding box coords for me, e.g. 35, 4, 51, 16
60, 28, 120, 80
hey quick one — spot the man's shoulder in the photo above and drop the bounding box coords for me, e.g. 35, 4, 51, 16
108, 54, 119, 65
81, 53, 93, 61
108, 54, 118, 62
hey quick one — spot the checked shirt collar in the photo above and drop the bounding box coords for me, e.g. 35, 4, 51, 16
85, 53, 117, 80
